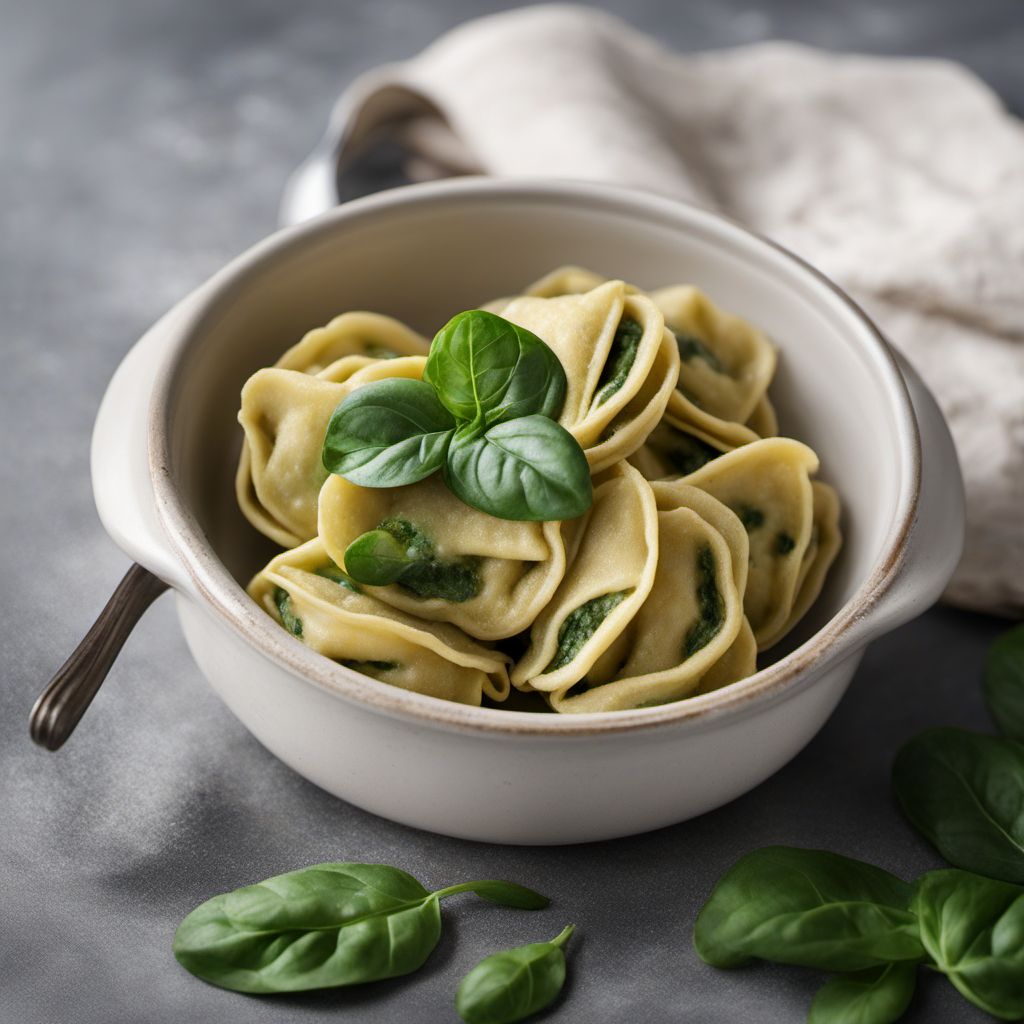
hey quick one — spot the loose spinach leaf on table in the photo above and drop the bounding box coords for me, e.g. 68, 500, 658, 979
808, 963, 917, 1024
693, 846, 924, 972
456, 925, 574, 1024
173, 863, 548, 994
984, 623, 1024, 741
445, 415, 592, 522
322, 378, 455, 486
892, 727, 1024, 884
912, 869, 1024, 1021
424, 309, 566, 426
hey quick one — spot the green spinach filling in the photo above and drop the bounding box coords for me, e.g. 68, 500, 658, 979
344, 517, 482, 603
545, 590, 631, 673
315, 564, 362, 592
683, 544, 725, 658
272, 587, 303, 637
664, 429, 723, 477
735, 504, 765, 531
362, 343, 401, 359
593, 318, 643, 406
341, 659, 400, 675
672, 329, 725, 374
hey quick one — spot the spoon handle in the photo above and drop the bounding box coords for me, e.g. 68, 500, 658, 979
30, 563, 169, 751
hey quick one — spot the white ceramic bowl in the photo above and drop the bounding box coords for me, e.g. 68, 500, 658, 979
91, 179, 964, 844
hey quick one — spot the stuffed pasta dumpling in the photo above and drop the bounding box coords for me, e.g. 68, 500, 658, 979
317, 473, 569, 642
542, 482, 748, 712
275, 311, 429, 374
237, 356, 426, 548
499, 281, 681, 472
511, 463, 659, 694
249, 538, 510, 706
681, 438, 820, 650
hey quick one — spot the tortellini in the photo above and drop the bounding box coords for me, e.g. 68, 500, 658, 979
681, 438, 820, 649
238, 272, 842, 712
499, 281, 681, 472
276, 311, 429, 373
317, 473, 568, 642
237, 356, 425, 548
249, 539, 510, 705
540, 479, 749, 713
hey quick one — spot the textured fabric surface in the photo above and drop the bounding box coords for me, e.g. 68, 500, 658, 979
322, 4, 1024, 614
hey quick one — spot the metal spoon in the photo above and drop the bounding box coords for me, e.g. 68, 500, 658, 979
29, 564, 168, 750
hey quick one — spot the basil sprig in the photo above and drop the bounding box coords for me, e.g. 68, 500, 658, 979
322, 310, 592, 522
173, 862, 547, 994
456, 925, 574, 1024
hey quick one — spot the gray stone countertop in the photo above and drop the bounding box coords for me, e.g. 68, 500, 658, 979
3, 1, 1020, 1021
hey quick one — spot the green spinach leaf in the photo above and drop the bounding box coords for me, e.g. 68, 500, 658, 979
173, 863, 548, 994
456, 925, 574, 1024
912, 869, 1024, 1021
322, 378, 455, 486
343, 528, 415, 586
445, 416, 592, 522
984, 624, 1024, 741
808, 964, 917, 1024
424, 310, 566, 426
693, 847, 924, 972
344, 518, 481, 602
892, 727, 1024, 885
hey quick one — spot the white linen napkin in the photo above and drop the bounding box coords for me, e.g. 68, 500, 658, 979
290, 4, 1024, 615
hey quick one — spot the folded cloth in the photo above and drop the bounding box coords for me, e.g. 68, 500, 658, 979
289, 4, 1024, 615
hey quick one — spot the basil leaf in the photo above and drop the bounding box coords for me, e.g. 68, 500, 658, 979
693, 847, 924, 972
344, 529, 415, 586
445, 416, 592, 522
892, 727, 1024, 884
984, 624, 1024, 741
344, 518, 482, 602
424, 310, 566, 426
322, 378, 455, 487
173, 864, 549, 994
455, 925, 574, 1024
912, 869, 1024, 1021
808, 964, 917, 1024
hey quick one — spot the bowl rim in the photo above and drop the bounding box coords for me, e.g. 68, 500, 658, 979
149, 177, 921, 737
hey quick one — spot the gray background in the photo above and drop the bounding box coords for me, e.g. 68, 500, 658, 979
2, 1, 1020, 1021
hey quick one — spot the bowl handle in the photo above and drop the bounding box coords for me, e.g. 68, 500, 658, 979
90, 298, 202, 593
858, 353, 965, 639
29, 564, 168, 750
